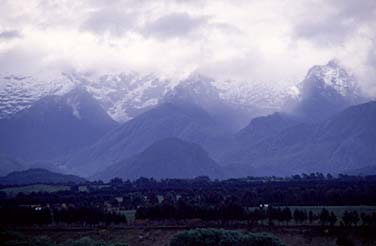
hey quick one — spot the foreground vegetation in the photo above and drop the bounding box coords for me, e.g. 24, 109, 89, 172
1, 227, 373, 246
170, 229, 285, 246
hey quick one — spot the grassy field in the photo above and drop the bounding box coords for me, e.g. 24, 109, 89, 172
0, 184, 70, 197
17, 226, 376, 246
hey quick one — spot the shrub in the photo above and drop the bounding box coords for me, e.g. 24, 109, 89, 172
170, 229, 285, 246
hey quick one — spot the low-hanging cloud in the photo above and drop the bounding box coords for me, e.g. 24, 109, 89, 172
143, 12, 207, 39
292, 0, 376, 46
0, 30, 21, 40
82, 7, 139, 36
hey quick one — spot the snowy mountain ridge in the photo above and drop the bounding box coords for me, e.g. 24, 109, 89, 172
0, 60, 366, 123
0, 71, 285, 122
0, 72, 175, 122
0, 73, 78, 119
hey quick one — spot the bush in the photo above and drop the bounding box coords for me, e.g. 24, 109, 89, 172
170, 229, 285, 246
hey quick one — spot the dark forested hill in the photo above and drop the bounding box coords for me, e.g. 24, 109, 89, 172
95, 138, 223, 181
0, 168, 86, 185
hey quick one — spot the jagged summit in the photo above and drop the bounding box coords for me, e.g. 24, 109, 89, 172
165, 73, 221, 105
288, 59, 365, 121
304, 59, 361, 98
57, 72, 175, 122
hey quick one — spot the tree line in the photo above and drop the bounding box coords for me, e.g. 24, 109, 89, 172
136, 201, 376, 227
2, 174, 376, 211
0, 206, 127, 225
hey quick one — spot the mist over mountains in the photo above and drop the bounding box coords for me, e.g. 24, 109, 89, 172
0, 60, 375, 180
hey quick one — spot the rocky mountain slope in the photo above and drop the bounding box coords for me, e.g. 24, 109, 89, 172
224, 101, 376, 176
0, 87, 117, 162
63, 102, 230, 176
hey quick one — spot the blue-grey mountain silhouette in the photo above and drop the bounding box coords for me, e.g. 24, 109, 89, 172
64, 102, 230, 176
95, 138, 223, 181
0, 87, 117, 162
224, 101, 376, 176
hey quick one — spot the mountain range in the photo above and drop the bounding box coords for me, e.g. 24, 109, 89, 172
0, 60, 375, 179
0, 71, 286, 125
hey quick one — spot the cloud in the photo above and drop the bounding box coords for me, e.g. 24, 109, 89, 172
143, 12, 207, 39
0, 0, 375, 95
82, 6, 139, 36
294, 17, 353, 46
0, 30, 21, 40
0, 46, 46, 74
292, 0, 376, 46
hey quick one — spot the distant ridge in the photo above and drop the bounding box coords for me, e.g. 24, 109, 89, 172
0, 168, 86, 185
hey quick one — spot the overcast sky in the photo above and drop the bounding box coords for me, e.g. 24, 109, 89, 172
0, 0, 375, 92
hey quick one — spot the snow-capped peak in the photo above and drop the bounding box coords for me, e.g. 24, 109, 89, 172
0, 72, 78, 119
304, 59, 360, 98
285, 59, 366, 122
78, 72, 175, 122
